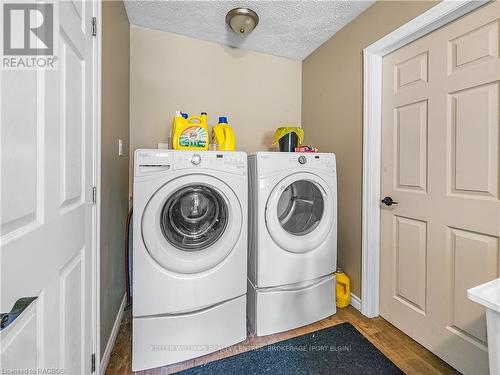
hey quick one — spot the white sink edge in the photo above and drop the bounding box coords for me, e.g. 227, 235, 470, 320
467, 278, 500, 314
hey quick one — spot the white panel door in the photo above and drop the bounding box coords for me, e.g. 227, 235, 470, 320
380, 2, 500, 374
1, 1, 96, 374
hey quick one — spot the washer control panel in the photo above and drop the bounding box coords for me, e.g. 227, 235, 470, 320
135, 150, 248, 176
134, 150, 173, 177
175, 151, 247, 174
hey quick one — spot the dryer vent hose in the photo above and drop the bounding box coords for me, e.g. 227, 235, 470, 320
125, 207, 133, 308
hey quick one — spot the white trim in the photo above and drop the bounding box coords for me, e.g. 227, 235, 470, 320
93, 0, 103, 370
350, 293, 361, 312
361, 0, 488, 318
100, 294, 127, 375
361, 48, 382, 318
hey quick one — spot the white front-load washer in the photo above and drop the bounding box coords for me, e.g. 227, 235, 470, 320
248, 152, 337, 336
132, 149, 247, 371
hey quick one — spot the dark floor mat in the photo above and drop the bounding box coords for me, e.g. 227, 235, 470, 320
178, 322, 403, 375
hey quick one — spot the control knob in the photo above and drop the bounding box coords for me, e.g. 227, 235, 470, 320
191, 154, 201, 165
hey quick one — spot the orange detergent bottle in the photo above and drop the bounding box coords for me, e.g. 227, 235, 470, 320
336, 268, 351, 308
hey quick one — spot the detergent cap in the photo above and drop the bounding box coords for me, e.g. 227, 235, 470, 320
218, 116, 228, 124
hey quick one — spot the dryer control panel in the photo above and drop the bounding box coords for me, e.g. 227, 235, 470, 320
253, 152, 336, 176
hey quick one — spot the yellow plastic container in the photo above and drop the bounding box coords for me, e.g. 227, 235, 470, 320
272, 126, 304, 146
212, 117, 235, 151
172, 112, 209, 150
336, 268, 351, 308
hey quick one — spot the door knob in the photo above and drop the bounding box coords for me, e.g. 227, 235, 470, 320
1, 297, 37, 331
381, 196, 398, 206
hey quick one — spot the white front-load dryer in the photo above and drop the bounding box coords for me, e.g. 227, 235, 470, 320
132, 150, 247, 371
248, 152, 337, 336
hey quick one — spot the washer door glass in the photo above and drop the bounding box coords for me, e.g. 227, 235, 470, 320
142, 174, 243, 274
160, 185, 228, 251
277, 180, 324, 236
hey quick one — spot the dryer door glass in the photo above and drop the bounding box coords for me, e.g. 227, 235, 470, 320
160, 185, 228, 251
277, 180, 324, 236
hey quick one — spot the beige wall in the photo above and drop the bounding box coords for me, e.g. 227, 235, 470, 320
100, 0, 130, 357
130, 26, 302, 189
302, 1, 437, 296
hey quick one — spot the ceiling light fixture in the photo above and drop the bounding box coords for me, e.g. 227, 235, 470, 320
226, 8, 259, 35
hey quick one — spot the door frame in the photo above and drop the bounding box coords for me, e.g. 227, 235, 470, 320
361, 0, 488, 318
92, 0, 103, 371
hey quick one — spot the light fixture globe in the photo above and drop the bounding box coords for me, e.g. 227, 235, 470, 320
226, 8, 259, 35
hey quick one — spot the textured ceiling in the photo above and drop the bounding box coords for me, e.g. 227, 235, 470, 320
124, 1, 375, 60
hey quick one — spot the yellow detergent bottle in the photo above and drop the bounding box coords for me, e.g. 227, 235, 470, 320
212, 117, 236, 151
336, 268, 351, 308
172, 111, 209, 150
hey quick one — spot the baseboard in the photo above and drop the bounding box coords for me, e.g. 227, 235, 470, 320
100, 294, 127, 375
350, 293, 361, 312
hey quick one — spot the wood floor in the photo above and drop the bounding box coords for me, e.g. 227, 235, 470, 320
105, 306, 459, 375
